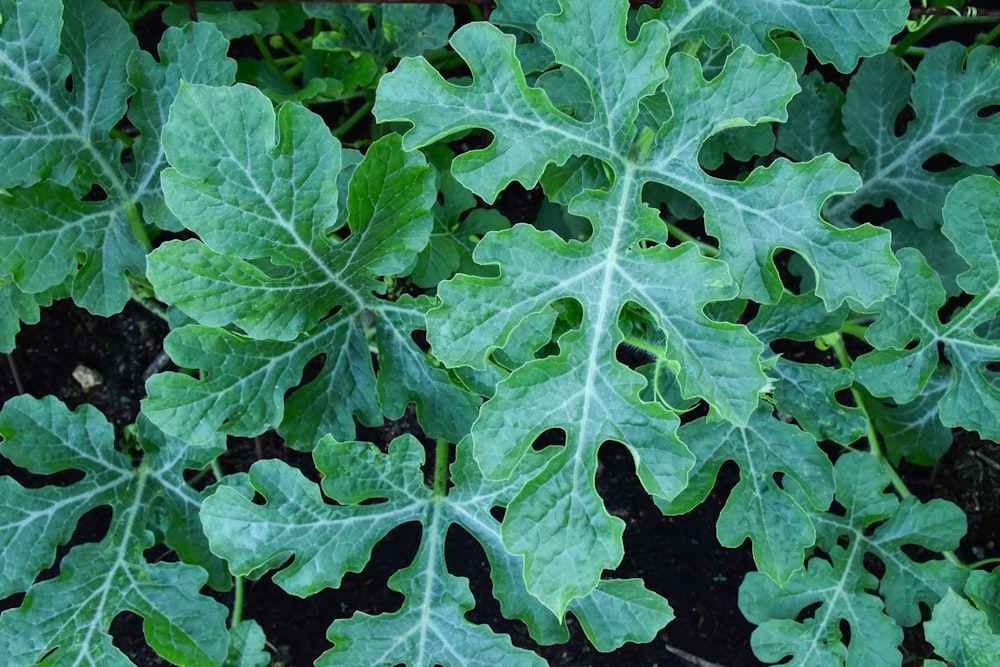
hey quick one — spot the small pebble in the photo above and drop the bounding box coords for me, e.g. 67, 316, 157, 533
72, 364, 103, 392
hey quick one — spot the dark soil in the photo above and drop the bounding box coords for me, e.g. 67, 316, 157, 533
3, 292, 1000, 666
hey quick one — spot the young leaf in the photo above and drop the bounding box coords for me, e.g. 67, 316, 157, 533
740, 452, 968, 666
642, 0, 909, 73
926, 588, 1000, 667
144, 83, 477, 448
824, 45, 1000, 229
657, 405, 835, 584
309, 3, 454, 67
376, 0, 898, 615
201, 436, 674, 664
0, 1, 236, 339
0, 395, 230, 665
854, 175, 1000, 442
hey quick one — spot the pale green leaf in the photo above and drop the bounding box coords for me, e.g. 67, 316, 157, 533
0, 278, 52, 353
126, 22, 237, 231
376, 0, 897, 615
145, 83, 475, 448
854, 176, 1000, 442
202, 436, 668, 662
0, 6, 239, 329
226, 621, 271, 667
926, 590, 1000, 667
771, 359, 867, 445
740, 452, 968, 666
826, 45, 1000, 229
0, 395, 229, 665
777, 71, 852, 162
0, 0, 145, 316
861, 370, 953, 466
0, 0, 134, 189
659, 405, 834, 583
565, 579, 674, 653
310, 3, 454, 66
643, 0, 909, 73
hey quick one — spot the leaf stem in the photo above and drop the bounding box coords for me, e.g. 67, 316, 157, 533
663, 220, 718, 257
231, 575, 245, 627
333, 98, 375, 139
826, 331, 968, 569
124, 200, 151, 251
128, 277, 169, 320
433, 438, 450, 497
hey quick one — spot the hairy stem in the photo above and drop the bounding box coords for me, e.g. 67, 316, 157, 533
826, 332, 967, 569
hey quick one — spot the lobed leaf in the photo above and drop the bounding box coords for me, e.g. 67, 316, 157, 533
309, 3, 454, 67
740, 452, 968, 666
854, 175, 1000, 442
926, 588, 1000, 666
201, 435, 674, 664
658, 405, 835, 584
126, 22, 237, 231
0, 395, 229, 665
145, 83, 477, 448
376, 0, 898, 615
0, 2, 236, 340
643, 0, 909, 73
821, 45, 1000, 229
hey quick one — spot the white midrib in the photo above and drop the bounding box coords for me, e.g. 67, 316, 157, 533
554, 166, 636, 594
70, 470, 149, 667
0, 48, 131, 204
202, 103, 366, 313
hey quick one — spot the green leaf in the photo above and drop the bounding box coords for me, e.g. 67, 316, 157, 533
202, 436, 673, 663
926, 589, 1000, 667
642, 0, 909, 73
126, 22, 237, 232
145, 83, 476, 448
0, 395, 229, 665
377, 0, 898, 614
854, 176, 1000, 442
0, 0, 145, 315
659, 405, 834, 584
825, 45, 1000, 229
861, 370, 953, 466
966, 568, 1000, 634
0, 0, 134, 189
777, 71, 852, 162
310, 3, 454, 67
0, 277, 51, 353
0, 4, 237, 331
226, 620, 271, 667
740, 452, 968, 666
565, 579, 674, 652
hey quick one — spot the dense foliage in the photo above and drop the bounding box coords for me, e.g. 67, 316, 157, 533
2, 0, 999, 664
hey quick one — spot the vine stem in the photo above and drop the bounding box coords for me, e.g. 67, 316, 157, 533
433, 438, 450, 497
231, 575, 245, 628
5, 353, 25, 394
824, 332, 967, 570
663, 220, 718, 257
333, 99, 375, 140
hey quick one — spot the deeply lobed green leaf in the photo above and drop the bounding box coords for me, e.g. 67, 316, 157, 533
0, 396, 229, 665
740, 452, 968, 666
201, 435, 673, 664
376, 0, 898, 615
145, 83, 478, 449
854, 175, 1000, 442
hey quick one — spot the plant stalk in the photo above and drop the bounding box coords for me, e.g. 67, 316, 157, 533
433, 438, 450, 497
